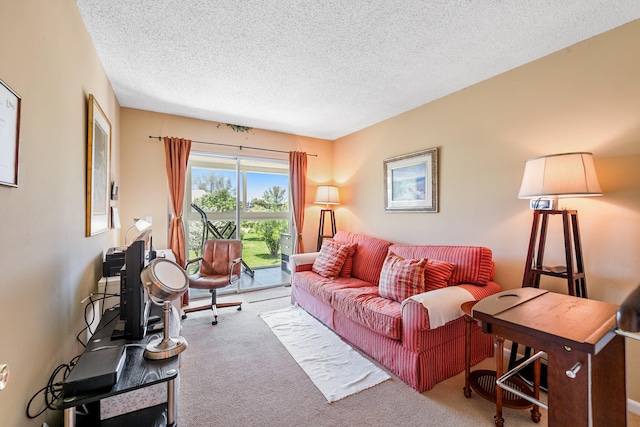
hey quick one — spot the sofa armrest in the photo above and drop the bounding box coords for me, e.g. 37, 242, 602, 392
400, 286, 475, 352
290, 252, 319, 276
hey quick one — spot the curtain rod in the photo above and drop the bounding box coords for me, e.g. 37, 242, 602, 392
148, 136, 318, 157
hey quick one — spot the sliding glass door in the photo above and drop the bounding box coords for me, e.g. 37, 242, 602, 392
184, 153, 290, 273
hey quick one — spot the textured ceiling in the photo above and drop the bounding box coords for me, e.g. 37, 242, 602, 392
75, 1, 640, 140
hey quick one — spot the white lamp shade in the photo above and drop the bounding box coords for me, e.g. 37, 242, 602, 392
314, 185, 340, 205
125, 218, 153, 245
133, 218, 152, 231
517, 152, 602, 199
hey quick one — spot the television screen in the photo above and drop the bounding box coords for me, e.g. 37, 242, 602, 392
111, 239, 150, 340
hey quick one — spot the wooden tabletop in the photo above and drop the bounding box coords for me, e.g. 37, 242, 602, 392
473, 288, 619, 354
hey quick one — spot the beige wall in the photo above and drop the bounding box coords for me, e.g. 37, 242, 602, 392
119, 108, 333, 253
0, 1, 120, 425
1, 1, 638, 425
334, 20, 640, 402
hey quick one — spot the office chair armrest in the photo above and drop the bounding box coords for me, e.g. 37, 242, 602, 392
186, 256, 203, 265
185, 256, 203, 268
229, 257, 243, 284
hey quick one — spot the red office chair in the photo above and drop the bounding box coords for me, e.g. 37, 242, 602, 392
183, 239, 243, 325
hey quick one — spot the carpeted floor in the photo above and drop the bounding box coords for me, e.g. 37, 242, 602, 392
178, 293, 640, 427
242, 286, 291, 303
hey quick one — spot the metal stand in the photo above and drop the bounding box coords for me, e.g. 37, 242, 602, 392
144, 301, 188, 360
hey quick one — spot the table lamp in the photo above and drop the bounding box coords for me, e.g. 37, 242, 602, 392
125, 218, 152, 244
140, 258, 189, 360
314, 185, 340, 251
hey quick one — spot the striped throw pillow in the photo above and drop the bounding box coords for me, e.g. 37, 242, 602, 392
379, 252, 428, 302
424, 259, 456, 291
337, 241, 358, 278
312, 239, 350, 278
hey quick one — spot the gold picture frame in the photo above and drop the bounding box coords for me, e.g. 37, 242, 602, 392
0, 79, 21, 187
86, 94, 111, 236
384, 147, 438, 212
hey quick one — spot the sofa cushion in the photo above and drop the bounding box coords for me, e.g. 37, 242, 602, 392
378, 252, 428, 302
424, 259, 456, 291
389, 245, 493, 285
293, 271, 372, 305
312, 239, 350, 278
331, 286, 402, 340
333, 231, 393, 284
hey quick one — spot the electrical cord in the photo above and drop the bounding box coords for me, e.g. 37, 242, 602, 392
27, 289, 120, 418
75, 292, 119, 347
25, 342, 140, 419
25, 355, 80, 419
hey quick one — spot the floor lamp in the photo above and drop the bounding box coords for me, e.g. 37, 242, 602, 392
517, 152, 602, 296
513, 152, 602, 386
314, 185, 340, 251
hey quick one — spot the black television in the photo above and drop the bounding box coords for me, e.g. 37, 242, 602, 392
111, 237, 151, 340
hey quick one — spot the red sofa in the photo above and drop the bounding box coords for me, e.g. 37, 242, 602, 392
290, 231, 502, 392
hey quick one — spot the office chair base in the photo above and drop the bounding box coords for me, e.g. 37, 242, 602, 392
183, 301, 242, 325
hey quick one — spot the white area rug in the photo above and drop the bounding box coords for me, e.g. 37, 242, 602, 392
259, 305, 390, 402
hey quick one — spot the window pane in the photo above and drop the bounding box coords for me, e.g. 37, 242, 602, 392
246, 171, 289, 213
240, 219, 287, 268
190, 166, 237, 213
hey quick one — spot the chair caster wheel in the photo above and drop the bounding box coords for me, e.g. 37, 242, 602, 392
211, 320, 218, 325
237, 306, 242, 311
181, 314, 187, 320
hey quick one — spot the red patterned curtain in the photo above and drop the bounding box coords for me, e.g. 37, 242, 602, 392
163, 137, 191, 305
289, 151, 307, 254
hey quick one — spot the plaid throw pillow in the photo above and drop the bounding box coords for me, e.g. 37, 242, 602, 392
378, 252, 428, 302
312, 239, 350, 278
424, 259, 456, 291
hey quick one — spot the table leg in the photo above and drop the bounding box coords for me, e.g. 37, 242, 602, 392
167, 378, 176, 426
531, 349, 541, 423
464, 314, 472, 398
64, 406, 76, 427
494, 336, 504, 427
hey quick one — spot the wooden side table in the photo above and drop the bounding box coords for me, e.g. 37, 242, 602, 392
473, 288, 626, 427
462, 301, 540, 426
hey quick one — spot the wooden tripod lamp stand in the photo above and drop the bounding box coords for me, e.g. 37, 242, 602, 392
512, 152, 603, 385
314, 185, 340, 251
517, 152, 603, 297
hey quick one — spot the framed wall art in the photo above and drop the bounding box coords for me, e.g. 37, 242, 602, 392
86, 94, 111, 236
384, 147, 438, 212
0, 79, 21, 187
